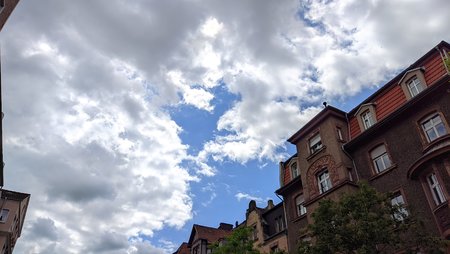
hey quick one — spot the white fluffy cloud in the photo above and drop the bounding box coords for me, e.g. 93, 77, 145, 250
1, 0, 449, 253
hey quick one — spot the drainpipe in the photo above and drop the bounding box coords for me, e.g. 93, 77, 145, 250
435, 46, 450, 74
275, 193, 289, 252
343, 112, 360, 181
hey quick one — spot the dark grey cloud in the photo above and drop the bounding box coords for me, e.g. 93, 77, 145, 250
29, 217, 59, 241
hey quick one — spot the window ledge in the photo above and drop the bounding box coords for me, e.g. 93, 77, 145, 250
422, 134, 450, 154
306, 146, 326, 161
369, 164, 397, 181
432, 200, 449, 213
292, 214, 307, 223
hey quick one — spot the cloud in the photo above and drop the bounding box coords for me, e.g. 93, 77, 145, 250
28, 217, 59, 241
2, 0, 450, 253
235, 192, 265, 203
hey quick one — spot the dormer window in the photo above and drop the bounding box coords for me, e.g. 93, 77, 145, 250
309, 133, 322, 154
362, 111, 374, 129
355, 103, 377, 132
290, 161, 299, 179
399, 67, 427, 100
406, 76, 424, 98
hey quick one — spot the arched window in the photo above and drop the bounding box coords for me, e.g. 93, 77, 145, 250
317, 169, 332, 193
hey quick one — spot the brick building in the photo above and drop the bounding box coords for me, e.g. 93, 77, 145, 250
277, 40, 450, 252
178, 223, 233, 254
244, 200, 288, 253
0, 189, 30, 254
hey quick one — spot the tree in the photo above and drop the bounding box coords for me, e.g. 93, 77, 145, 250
298, 183, 448, 254
211, 226, 261, 254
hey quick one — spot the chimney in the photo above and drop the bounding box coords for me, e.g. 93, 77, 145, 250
267, 199, 274, 209
218, 223, 233, 231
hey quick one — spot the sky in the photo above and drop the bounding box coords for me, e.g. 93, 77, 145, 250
0, 0, 449, 253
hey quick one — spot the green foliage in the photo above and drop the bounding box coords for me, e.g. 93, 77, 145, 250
445, 53, 450, 70
298, 183, 448, 254
211, 226, 261, 254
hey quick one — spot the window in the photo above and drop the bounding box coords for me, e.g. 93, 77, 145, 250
362, 111, 374, 129
295, 194, 307, 216
348, 168, 354, 181
336, 127, 344, 141
427, 173, 446, 205
0, 209, 8, 223
275, 215, 285, 232
391, 193, 408, 221
309, 133, 322, 154
270, 245, 279, 253
251, 225, 258, 241
406, 76, 424, 97
399, 67, 427, 100
370, 145, 392, 173
317, 170, 332, 193
421, 114, 447, 142
290, 161, 299, 179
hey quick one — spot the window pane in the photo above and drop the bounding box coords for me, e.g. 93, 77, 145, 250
423, 120, 433, 130
391, 194, 408, 221
374, 158, 384, 172
436, 122, 447, 136
382, 154, 392, 168
426, 129, 437, 141
427, 173, 446, 205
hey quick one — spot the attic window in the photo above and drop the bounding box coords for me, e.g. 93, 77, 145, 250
362, 111, 374, 129
399, 67, 427, 100
355, 103, 377, 132
0, 209, 9, 223
290, 161, 299, 179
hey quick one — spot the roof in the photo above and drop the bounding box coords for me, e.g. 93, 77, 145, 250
348, 40, 450, 116
173, 242, 190, 254
187, 224, 233, 246
0, 189, 30, 201
275, 174, 302, 195
288, 106, 346, 144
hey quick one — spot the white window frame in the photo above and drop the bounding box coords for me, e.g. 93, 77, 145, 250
406, 76, 424, 97
309, 133, 322, 154
336, 127, 344, 141
370, 144, 392, 173
295, 194, 307, 216
290, 161, 299, 179
391, 193, 408, 221
427, 173, 446, 205
317, 170, 332, 194
362, 111, 374, 130
421, 114, 447, 142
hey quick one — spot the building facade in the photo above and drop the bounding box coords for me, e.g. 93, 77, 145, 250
276, 40, 450, 252
0, 189, 30, 254
244, 200, 288, 253
185, 223, 233, 254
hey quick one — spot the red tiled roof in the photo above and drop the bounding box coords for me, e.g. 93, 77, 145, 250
173, 242, 190, 254
188, 224, 233, 245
